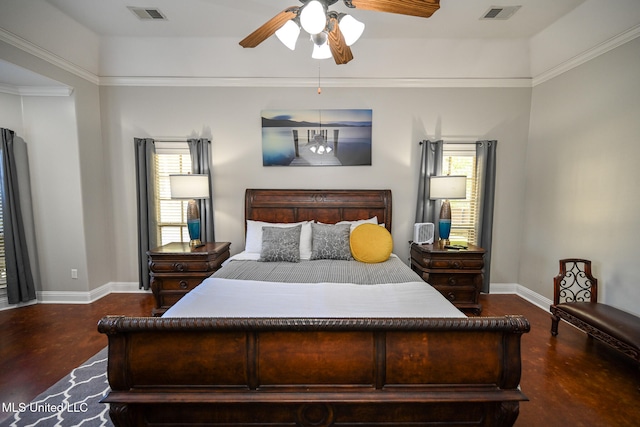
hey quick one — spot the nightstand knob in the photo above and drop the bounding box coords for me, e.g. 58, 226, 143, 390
446, 292, 456, 301
447, 277, 458, 286
174, 263, 185, 272
179, 280, 189, 290
451, 261, 461, 269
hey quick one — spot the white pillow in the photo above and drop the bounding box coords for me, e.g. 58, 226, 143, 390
245, 220, 313, 260
336, 216, 378, 233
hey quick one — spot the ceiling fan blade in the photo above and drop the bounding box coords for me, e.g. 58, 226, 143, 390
348, 0, 440, 18
328, 17, 354, 65
239, 7, 299, 48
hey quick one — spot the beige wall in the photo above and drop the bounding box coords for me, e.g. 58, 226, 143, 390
0, 40, 111, 296
100, 85, 531, 285
522, 37, 640, 316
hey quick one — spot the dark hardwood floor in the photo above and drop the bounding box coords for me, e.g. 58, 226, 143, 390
0, 292, 638, 426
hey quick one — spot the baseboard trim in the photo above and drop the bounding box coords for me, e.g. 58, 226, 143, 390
37, 282, 148, 304
0, 282, 147, 310
2, 282, 550, 313
491, 283, 552, 312
0, 297, 38, 311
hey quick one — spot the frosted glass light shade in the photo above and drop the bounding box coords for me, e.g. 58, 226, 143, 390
300, 0, 326, 35
429, 175, 467, 200
169, 174, 210, 199
312, 41, 332, 59
275, 20, 300, 50
340, 14, 365, 46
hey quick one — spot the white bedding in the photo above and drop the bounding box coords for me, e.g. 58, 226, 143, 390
163, 277, 465, 318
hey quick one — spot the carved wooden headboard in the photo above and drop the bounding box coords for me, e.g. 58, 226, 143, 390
245, 189, 392, 232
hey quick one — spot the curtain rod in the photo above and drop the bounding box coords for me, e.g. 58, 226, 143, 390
154, 138, 211, 143
419, 140, 480, 145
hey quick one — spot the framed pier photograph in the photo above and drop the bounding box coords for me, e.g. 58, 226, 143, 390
261, 109, 372, 166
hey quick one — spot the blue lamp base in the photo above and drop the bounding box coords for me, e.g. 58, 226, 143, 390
187, 219, 202, 247
438, 199, 452, 243
186, 199, 204, 248
438, 219, 452, 240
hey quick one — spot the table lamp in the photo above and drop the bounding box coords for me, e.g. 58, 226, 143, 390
169, 174, 210, 247
429, 175, 467, 242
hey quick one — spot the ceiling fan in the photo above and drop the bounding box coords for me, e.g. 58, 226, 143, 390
239, 0, 441, 65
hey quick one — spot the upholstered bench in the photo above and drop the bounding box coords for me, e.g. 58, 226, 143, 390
550, 259, 640, 365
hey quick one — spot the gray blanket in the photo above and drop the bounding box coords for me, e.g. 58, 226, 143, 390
212, 256, 422, 285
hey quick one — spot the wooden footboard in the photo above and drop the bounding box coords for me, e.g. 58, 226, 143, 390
98, 315, 529, 427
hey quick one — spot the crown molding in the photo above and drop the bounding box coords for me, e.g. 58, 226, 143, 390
0, 27, 98, 85
0, 83, 19, 95
98, 76, 533, 88
0, 82, 73, 97
532, 24, 640, 86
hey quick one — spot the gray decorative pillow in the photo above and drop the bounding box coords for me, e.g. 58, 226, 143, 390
259, 225, 302, 262
310, 223, 353, 260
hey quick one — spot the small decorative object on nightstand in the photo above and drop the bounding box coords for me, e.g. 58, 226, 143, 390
148, 241, 230, 316
410, 242, 484, 314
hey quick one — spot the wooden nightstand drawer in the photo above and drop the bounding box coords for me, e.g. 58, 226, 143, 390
427, 273, 479, 287
150, 260, 216, 273
424, 257, 484, 270
432, 285, 478, 304
157, 277, 205, 291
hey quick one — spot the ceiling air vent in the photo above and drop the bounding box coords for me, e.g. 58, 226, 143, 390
128, 7, 167, 21
480, 6, 521, 20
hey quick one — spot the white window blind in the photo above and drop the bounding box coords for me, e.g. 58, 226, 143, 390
443, 144, 478, 245
154, 145, 193, 246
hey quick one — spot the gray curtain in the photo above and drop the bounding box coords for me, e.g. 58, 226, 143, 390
476, 140, 498, 293
187, 138, 215, 243
0, 128, 36, 303
415, 140, 444, 239
134, 138, 157, 290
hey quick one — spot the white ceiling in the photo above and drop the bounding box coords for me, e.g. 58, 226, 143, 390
43, 0, 585, 39
1, 0, 640, 89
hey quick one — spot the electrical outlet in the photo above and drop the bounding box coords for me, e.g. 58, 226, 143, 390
71, 269, 78, 279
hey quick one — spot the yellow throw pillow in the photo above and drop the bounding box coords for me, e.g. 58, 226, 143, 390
350, 223, 393, 263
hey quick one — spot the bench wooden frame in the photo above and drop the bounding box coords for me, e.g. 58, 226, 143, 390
550, 258, 640, 365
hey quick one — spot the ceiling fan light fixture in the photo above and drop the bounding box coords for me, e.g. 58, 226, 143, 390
312, 40, 332, 59
310, 31, 328, 46
339, 14, 365, 46
275, 19, 300, 50
300, 0, 327, 35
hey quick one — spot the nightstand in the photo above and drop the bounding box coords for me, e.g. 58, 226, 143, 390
410, 242, 485, 314
148, 241, 231, 316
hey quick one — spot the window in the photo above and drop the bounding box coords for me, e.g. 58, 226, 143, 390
154, 144, 193, 246
442, 144, 478, 245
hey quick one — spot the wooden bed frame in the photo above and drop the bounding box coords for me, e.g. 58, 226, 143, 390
99, 189, 529, 427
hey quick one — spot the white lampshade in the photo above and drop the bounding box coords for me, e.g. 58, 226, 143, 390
275, 20, 300, 50
169, 174, 210, 199
312, 40, 332, 59
300, 0, 326, 35
339, 14, 365, 46
429, 175, 467, 200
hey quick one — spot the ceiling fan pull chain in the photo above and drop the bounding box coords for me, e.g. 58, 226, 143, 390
318, 64, 322, 94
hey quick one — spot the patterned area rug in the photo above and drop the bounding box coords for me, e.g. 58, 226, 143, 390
1, 348, 113, 426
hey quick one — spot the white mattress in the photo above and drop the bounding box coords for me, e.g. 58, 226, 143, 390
163, 277, 465, 318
